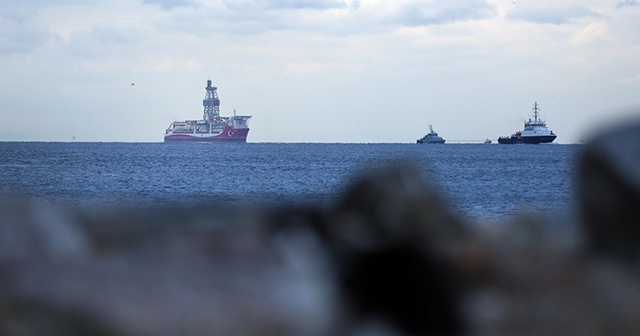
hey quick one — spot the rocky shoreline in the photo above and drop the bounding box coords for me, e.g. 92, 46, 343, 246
2, 119, 640, 335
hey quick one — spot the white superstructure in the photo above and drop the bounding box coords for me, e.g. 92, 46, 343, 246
520, 102, 554, 139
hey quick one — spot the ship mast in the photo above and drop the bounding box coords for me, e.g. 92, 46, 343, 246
532, 101, 540, 122
203, 79, 220, 122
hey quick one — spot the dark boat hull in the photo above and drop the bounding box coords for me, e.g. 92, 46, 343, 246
417, 139, 445, 144
498, 135, 557, 144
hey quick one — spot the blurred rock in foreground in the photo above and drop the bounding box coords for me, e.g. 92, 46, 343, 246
3, 120, 640, 335
578, 118, 640, 261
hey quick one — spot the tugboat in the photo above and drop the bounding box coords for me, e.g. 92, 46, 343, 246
498, 102, 557, 144
417, 125, 446, 144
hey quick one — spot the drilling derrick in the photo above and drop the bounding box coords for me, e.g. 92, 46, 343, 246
203, 79, 220, 122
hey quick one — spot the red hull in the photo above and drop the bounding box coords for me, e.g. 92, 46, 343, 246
164, 126, 249, 143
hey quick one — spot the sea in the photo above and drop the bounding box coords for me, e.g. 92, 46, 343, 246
0, 142, 582, 223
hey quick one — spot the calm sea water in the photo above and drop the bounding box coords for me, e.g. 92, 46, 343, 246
0, 142, 581, 222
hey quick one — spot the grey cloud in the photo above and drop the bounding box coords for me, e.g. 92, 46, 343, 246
142, 0, 199, 9
83, 24, 145, 47
155, 0, 347, 36
152, 6, 277, 36
0, 8, 51, 54
507, 4, 600, 24
616, 0, 638, 9
65, 24, 146, 59
394, 0, 496, 26
223, 0, 347, 11
155, 0, 496, 38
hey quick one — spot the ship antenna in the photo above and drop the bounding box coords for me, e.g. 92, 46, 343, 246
203, 79, 220, 122
532, 101, 540, 122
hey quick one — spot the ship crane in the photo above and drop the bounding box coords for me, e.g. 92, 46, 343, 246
203, 79, 220, 122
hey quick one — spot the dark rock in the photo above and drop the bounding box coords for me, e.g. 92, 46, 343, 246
331, 163, 467, 251
0, 201, 341, 336
341, 244, 464, 335
577, 118, 640, 260
329, 163, 467, 335
0, 199, 89, 262
5, 135, 640, 336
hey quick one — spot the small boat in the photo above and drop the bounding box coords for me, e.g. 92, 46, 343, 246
484, 139, 492, 144
417, 125, 445, 144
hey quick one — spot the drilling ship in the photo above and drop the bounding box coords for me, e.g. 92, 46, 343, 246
164, 80, 251, 143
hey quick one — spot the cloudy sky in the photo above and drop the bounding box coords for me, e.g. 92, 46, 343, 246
1, 0, 639, 143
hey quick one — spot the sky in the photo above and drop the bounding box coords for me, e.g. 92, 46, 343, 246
1, 0, 639, 143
